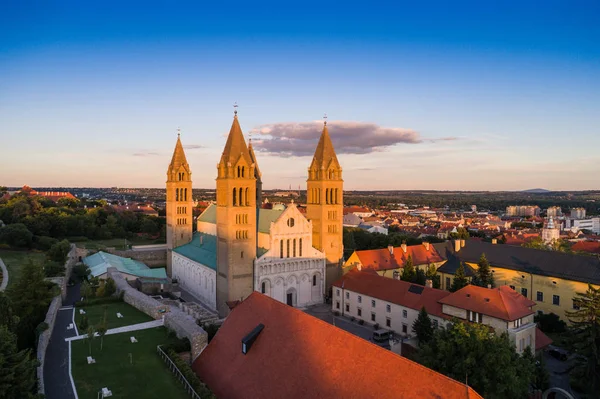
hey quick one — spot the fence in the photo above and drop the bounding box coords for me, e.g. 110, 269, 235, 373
156, 345, 201, 399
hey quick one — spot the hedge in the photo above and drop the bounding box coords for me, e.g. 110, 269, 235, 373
165, 348, 214, 398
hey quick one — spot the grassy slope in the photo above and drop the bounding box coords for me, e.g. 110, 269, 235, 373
0, 249, 46, 288
71, 327, 189, 399
75, 302, 154, 330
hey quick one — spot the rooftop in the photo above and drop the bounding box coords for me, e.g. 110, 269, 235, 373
173, 232, 217, 270
349, 243, 444, 271
198, 203, 284, 234
83, 251, 167, 279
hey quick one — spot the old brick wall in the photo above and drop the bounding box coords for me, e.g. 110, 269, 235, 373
105, 248, 167, 267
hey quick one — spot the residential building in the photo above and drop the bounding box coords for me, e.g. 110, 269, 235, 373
570, 207, 586, 219
193, 292, 483, 399
547, 206, 562, 218
343, 206, 372, 218
506, 205, 541, 217
565, 217, 600, 234
433, 240, 600, 322
343, 242, 445, 278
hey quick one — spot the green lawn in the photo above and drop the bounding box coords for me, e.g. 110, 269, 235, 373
0, 249, 46, 288
75, 302, 154, 330
71, 327, 189, 399
75, 238, 165, 251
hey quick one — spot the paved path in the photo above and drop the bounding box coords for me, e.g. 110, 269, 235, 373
44, 282, 80, 399
0, 258, 8, 291
65, 319, 164, 342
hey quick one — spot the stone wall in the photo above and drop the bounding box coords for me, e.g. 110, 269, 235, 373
107, 267, 207, 359
36, 295, 62, 395
105, 248, 167, 267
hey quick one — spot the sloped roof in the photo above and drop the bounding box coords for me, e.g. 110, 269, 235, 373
333, 269, 451, 319
173, 232, 217, 270
535, 327, 553, 351
572, 240, 600, 254
193, 292, 482, 399
439, 285, 536, 321
433, 240, 600, 285
219, 115, 253, 167
168, 134, 190, 174
198, 203, 284, 234
83, 251, 167, 279
309, 123, 340, 171
351, 244, 444, 271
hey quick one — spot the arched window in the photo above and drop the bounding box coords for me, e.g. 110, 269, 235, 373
245, 187, 249, 205
280, 240, 284, 258
176, 188, 179, 201
242, 166, 245, 178
299, 238, 303, 257
241, 251, 244, 259
286, 239, 290, 258
184, 188, 187, 201
237, 166, 240, 178
287, 218, 295, 227
261, 281, 266, 294
293, 239, 296, 257
182, 172, 185, 180
239, 187, 243, 207
233, 188, 237, 206
313, 275, 317, 286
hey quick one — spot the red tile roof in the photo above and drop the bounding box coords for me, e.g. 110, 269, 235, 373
439, 285, 536, 321
351, 244, 444, 271
193, 292, 482, 399
572, 240, 600, 254
535, 327, 553, 351
333, 269, 451, 319
343, 206, 371, 215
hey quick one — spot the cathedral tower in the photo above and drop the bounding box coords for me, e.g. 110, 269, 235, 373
166, 130, 193, 276
215, 110, 257, 316
306, 119, 344, 288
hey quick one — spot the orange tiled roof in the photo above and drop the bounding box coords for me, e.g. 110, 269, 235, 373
343, 206, 371, 215
333, 269, 451, 319
193, 292, 482, 399
572, 240, 600, 254
440, 285, 536, 321
352, 243, 444, 271
535, 327, 553, 351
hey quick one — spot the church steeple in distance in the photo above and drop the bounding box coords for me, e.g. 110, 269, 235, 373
306, 115, 344, 289
215, 105, 258, 317
166, 128, 193, 276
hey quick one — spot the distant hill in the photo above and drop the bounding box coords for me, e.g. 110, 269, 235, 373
522, 188, 552, 194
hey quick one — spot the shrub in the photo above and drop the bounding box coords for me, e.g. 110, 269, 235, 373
79, 315, 89, 330
165, 348, 215, 398
44, 260, 65, 277
35, 322, 49, 340
104, 278, 116, 297
535, 312, 567, 333
34, 235, 58, 251
201, 323, 221, 343
0, 223, 33, 248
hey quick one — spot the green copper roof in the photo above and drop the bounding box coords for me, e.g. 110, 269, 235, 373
83, 251, 167, 279
173, 232, 217, 270
257, 247, 269, 257
197, 204, 284, 234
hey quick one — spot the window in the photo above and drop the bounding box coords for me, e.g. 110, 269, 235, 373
446, 277, 451, 289
371, 300, 376, 307
336, 289, 340, 297
241, 251, 244, 259
345, 304, 349, 312
519, 338, 524, 352
287, 218, 295, 227
358, 295, 362, 303
261, 282, 266, 294
293, 239, 296, 257
280, 241, 283, 258
572, 300, 580, 310
346, 292, 349, 299
386, 318, 391, 327
402, 324, 407, 334
371, 313, 376, 322
509, 285, 515, 290
286, 240, 290, 258
299, 238, 303, 257
553, 295, 560, 306
468, 310, 483, 323
521, 288, 528, 298
313, 275, 317, 286
536, 291, 544, 302
386, 304, 391, 313
402, 310, 407, 318
232, 188, 236, 206
357, 308, 362, 317
514, 318, 522, 328
336, 301, 340, 309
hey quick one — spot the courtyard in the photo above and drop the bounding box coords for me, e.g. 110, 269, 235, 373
75, 301, 154, 330
71, 326, 189, 399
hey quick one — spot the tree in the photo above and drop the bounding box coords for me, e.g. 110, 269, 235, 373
96, 306, 108, 351
46, 239, 70, 263
412, 307, 434, 346
418, 321, 535, 399
80, 281, 94, 300
0, 325, 39, 399
401, 254, 416, 282
72, 264, 91, 282
475, 253, 494, 288
43, 260, 65, 277
534, 312, 566, 333
450, 263, 469, 292
565, 284, 600, 396
104, 278, 116, 297
85, 326, 96, 356
425, 263, 441, 289
0, 292, 19, 332
0, 223, 33, 248
414, 268, 426, 286
78, 314, 89, 331
57, 197, 80, 209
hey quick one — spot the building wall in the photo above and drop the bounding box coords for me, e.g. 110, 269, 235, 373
197, 221, 216, 236
172, 252, 217, 310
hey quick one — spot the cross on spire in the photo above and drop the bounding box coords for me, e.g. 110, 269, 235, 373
234, 102, 238, 116
177, 127, 181, 137
323, 113, 328, 126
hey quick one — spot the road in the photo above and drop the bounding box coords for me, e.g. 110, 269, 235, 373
43, 283, 80, 399
543, 349, 580, 399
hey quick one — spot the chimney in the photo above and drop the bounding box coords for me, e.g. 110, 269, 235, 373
425, 279, 433, 288
423, 242, 430, 251
388, 245, 394, 255
454, 239, 461, 252
200, 236, 203, 245
460, 239, 466, 248
487, 284, 491, 289
492, 238, 497, 245
401, 243, 407, 253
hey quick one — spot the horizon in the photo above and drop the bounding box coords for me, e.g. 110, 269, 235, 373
1, 2, 599, 191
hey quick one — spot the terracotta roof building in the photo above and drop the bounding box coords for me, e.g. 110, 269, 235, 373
193, 292, 483, 399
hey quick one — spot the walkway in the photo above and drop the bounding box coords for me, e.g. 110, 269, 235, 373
43, 282, 80, 399
65, 319, 164, 342
0, 258, 8, 291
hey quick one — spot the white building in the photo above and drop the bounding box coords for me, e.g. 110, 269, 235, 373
547, 206, 562, 218
570, 207, 586, 219
542, 216, 560, 243
565, 217, 600, 234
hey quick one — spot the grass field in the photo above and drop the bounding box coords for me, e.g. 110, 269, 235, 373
71, 327, 189, 399
0, 249, 46, 288
75, 302, 154, 330
74, 238, 165, 250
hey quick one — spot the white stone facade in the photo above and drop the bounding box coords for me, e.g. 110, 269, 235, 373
172, 252, 217, 310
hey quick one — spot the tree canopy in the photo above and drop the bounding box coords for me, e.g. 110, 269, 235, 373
412, 307, 434, 346
450, 263, 469, 292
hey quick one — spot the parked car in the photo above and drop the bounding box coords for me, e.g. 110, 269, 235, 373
372, 329, 390, 343
548, 346, 569, 361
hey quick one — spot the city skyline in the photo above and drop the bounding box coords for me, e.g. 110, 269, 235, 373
1, 2, 599, 190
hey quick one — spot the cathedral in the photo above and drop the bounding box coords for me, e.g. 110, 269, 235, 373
166, 111, 343, 317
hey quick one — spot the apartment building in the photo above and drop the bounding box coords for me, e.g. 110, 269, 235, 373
506, 205, 541, 217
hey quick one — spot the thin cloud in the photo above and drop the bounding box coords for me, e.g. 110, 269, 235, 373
133, 152, 160, 157
249, 121, 421, 156
184, 144, 204, 150
427, 137, 459, 143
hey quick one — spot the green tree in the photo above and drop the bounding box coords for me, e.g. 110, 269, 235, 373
0, 223, 33, 248
474, 253, 494, 288
104, 277, 117, 297
78, 314, 89, 331
414, 268, 426, 286
425, 263, 441, 289
412, 307, 434, 346
57, 197, 80, 209
450, 263, 469, 292
43, 260, 65, 277
80, 281, 94, 300
566, 284, 600, 396
85, 326, 96, 356
0, 292, 19, 332
522, 237, 547, 250
96, 306, 108, 351
418, 321, 535, 399
46, 239, 71, 263
0, 325, 40, 399
401, 254, 416, 282
72, 264, 91, 282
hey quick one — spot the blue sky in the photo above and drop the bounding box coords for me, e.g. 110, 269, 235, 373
1, 1, 599, 190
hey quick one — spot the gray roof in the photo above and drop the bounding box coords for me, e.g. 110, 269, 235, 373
198, 203, 284, 234
433, 240, 600, 285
